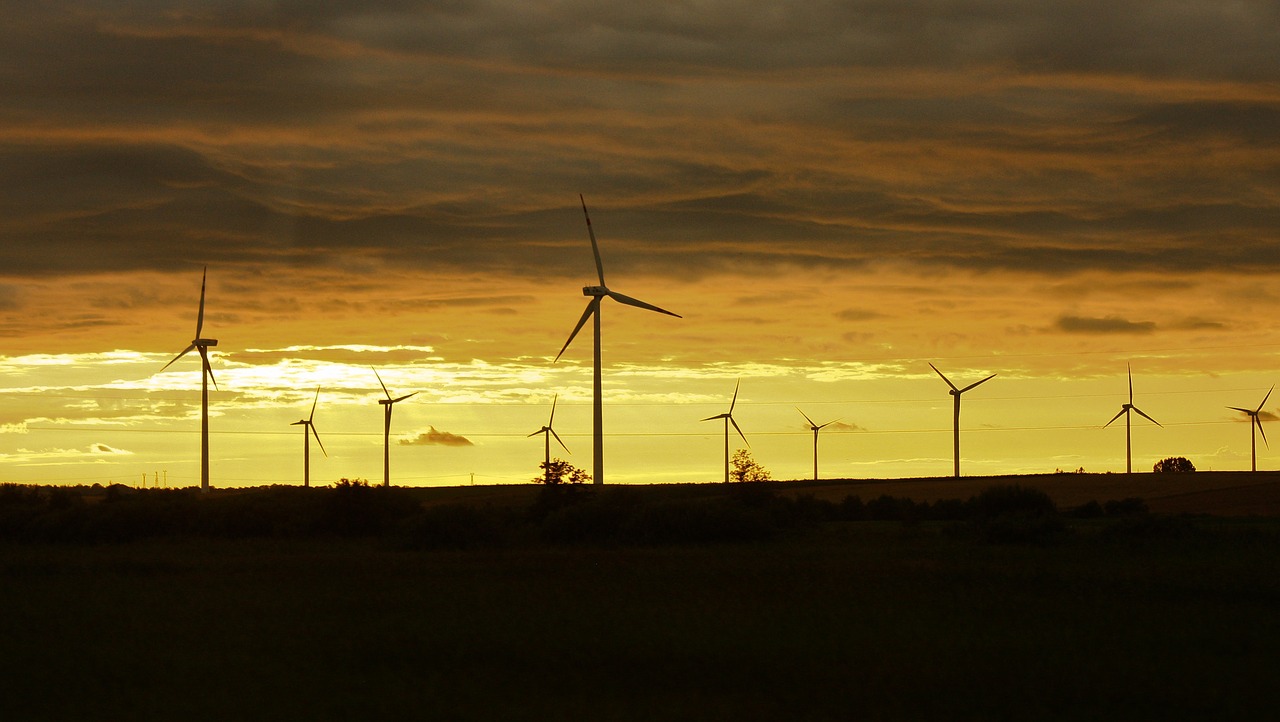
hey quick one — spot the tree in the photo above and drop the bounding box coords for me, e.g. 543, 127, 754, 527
1153, 456, 1196, 473
533, 458, 592, 485
730, 449, 771, 483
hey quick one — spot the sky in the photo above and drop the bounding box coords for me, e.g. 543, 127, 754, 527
3, 1, 1280, 487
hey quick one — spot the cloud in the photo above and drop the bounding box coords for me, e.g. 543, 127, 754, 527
399, 426, 474, 447
827, 420, 864, 432
836, 308, 884, 322
90, 443, 131, 455
1054, 315, 1156, 335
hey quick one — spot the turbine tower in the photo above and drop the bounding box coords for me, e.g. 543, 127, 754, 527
702, 380, 747, 483
1228, 385, 1273, 472
554, 195, 681, 485
159, 266, 218, 491
797, 408, 839, 482
291, 387, 327, 487
929, 363, 996, 478
1103, 364, 1161, 474
529, 394, 570, 484
373, 368, 417, 487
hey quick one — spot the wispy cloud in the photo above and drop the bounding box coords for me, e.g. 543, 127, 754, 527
1054, 315, 1157, 335
399, 427, 474, 447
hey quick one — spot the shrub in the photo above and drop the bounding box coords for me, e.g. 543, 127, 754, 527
1104, 497, 1149, 517
1153, 457, 1196, 473
729, 449, 771, 483
965, 485, 1066, 545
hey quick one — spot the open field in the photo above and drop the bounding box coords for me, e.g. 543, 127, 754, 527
2, 524, 1279, 721
2, 476, 1280, 720
401, 471, 1280, 517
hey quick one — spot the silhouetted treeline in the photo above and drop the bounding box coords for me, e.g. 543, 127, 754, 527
0, 481, 1170, 548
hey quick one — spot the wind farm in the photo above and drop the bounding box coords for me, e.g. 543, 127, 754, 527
157, 267, 219, 492
290, 387, 326, 487
701, 380, 749, 483
553, 195, 681, 486
1104, 365, 1163, 475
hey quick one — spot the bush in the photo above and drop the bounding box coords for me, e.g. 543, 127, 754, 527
965, 485, 1066, 545
1153, 457, 1196, 473
729, 449, 771, 483
1104, 497, 1149, 517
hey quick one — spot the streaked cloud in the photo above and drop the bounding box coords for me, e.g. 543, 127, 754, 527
399, 427, 474, 447
1055, 315, 1157, 335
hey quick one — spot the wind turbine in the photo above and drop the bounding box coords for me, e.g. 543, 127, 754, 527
554, 195, 681, 485
702, 380, 748, 483
929, 363, 996, 478
1228, 386, 1273, 472
1103, 364, 1161, 474
529, 394, 570, 484
159, 266, 218, 492
373, 368, 417, 487
291, 387, 327, 487
797, 408, 839, 482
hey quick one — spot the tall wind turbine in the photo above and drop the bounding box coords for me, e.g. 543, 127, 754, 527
291, 387, 327, 487
1103, 364, 1161, 474
373, 368, 417, 487
797, 408, 839, 482
554, 195, 681, 485
929, 363, 996, 478
702, 380, 748, 483
159, 266, 218, 492
1228, 386, 1273, 472
529, 394, 570, 484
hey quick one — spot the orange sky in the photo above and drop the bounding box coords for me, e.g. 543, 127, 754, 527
3, 4, 1280, 487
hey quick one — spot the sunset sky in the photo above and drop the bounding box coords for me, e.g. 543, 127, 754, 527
4, 2, 1280, 487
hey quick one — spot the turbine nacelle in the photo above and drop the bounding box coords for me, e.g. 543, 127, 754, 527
194, 338, 218, 347
583, 285, 609, 297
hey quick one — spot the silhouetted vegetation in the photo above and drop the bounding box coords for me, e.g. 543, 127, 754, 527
532, 458, 591, 485
0, 480, 1257, 553
1154, 456, 1196, 473
729, 449, 771, 482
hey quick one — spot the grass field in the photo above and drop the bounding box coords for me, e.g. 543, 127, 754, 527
402, 470, 1280, 517
2, 510, 1279, 720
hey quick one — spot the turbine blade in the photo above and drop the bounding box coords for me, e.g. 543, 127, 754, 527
796, 407, 816, 428
1127, 364, 1133, 404
160, 344, 196, 372
1103, 408, 1126, 428
729, 379, 740, 413
1257, 385, 1275, 413
528, 429, 543, 438
701, 414, 728, 422
391, 392, 417, 404
372, 367, 391, 399
1227, 406, 1253, 414
929, 363, 958, 391
550, 428, 571, 454
580, 195, 606, 287
605, 290, 681, 318
1257, 416, 1269, 448
548, 393, 558, 426
818, 419, 840, 429
199, 346, 218, 392
960, 374, 996, 393
291, 420, 306, 426
1131, 406, 1161, 427
311, 424, 327, 457
730, 416, 749, 446
309, 387, 320, 422
554, 300, 597, 362
196, 266, 207, 338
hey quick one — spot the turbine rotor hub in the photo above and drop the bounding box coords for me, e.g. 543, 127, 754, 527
582, 285, 608, 297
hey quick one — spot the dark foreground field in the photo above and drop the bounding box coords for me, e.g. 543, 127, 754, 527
2, 489, 1279, 720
